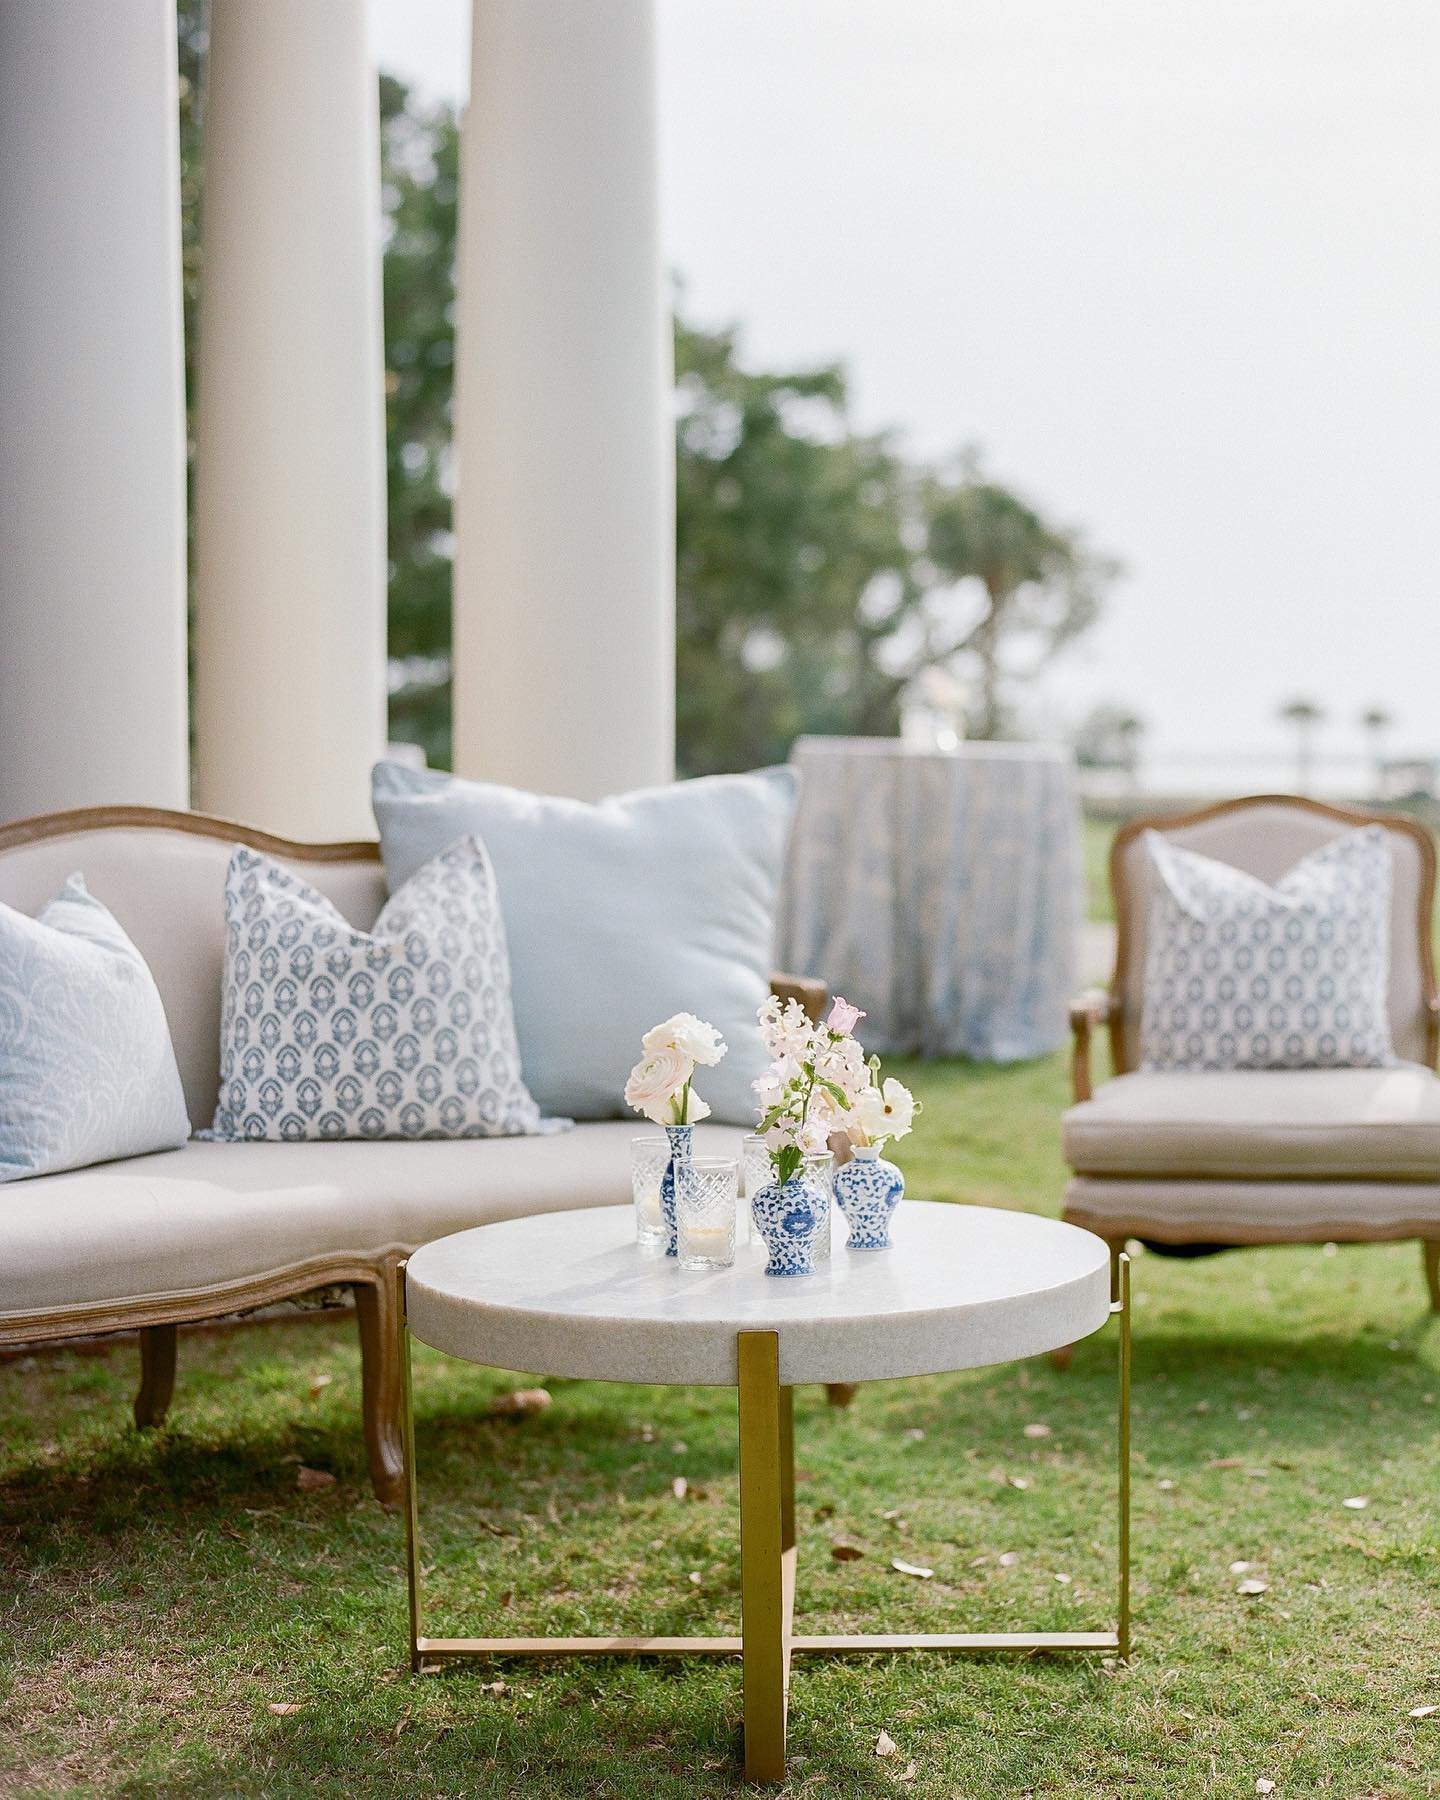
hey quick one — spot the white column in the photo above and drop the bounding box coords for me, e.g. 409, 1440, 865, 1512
0, 0, 189, 824
453, 0, 674, 801
192, 0, 387, 841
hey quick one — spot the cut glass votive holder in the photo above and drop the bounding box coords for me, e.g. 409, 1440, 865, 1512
676, 1156, 739, 1271
805, 1148, 835, 1262
631, 1135, 669, 1249
742, 1132, 774, 1243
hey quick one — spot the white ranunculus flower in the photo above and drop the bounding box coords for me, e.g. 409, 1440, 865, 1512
642, 1012, 727, 1067
624, 1045, 694, 1125
684, 1091, 712, 1124
853, 1077, 917, 1144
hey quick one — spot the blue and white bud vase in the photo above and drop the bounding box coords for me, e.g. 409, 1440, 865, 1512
834, 1144, 904, 1249
659, 1123, 695, 1258
751, 1166, 829, 1276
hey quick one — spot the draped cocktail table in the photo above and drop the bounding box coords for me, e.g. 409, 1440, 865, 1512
399, 1200, 1130, 1784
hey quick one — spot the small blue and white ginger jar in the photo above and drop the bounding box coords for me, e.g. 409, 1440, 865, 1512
659, 1123, 694, 1258
834, 1144, 904, 1249
751, 1166, 828, 1276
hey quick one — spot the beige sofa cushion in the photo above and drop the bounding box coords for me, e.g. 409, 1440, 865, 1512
0, 1124, 743, 1324
1065, 1175, 1440, 1243
1063, 1065, 1440, 1180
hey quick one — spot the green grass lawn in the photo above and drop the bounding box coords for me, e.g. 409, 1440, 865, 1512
4, 1055, 1440, 1797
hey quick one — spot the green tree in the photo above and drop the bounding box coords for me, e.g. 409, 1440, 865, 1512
1279, 696, 1326, 793
921, 464, 1114, 740
378, 75, 459, 766
674, 317, 921, 775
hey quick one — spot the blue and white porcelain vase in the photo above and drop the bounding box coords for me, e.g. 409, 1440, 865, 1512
834, 1144, 904, 1249
659, 1123, 695, 1258
751, 1165, 828, 1276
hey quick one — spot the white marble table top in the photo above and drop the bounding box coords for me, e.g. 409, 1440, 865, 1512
404, 1201, 1111, 1388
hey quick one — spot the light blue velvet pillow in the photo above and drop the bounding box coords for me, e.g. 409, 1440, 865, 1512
0, 875, 191, 1181
371, 763, 798, 1123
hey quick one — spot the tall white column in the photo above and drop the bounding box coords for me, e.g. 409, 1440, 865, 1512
0, 0, 189, 824
193, 0, 387, 841
453, 0, 674, 801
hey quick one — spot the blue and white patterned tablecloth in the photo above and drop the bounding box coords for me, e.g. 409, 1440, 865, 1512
775, 738, 1082, 1061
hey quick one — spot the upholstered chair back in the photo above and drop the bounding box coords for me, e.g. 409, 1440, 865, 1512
1109, 796, 1436, 1073
0, 809, 388, 1124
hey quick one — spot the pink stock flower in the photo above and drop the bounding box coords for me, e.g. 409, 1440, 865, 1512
826, 997, 865, 1036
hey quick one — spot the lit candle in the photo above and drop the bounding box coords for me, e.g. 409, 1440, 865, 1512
680, 1224, 733, 1264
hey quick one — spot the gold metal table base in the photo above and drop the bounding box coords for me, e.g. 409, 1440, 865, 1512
399, 1253, 1132, 1786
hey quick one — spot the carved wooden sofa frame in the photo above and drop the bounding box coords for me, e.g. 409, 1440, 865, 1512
0, 804, 827, 1507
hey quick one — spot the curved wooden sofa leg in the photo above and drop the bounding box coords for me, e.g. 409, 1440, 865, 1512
134, 1323, 178, 1428
825, 1383, 859, 1407
355, 1259, 406, 1510
1424, 1240, 1440, 1314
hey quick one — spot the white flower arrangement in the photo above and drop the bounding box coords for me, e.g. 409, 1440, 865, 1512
752, 994, 920, 1186
624, 1012, 727, 1126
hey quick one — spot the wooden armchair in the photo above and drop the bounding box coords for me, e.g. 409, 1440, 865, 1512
1062, 795, 1440, 1310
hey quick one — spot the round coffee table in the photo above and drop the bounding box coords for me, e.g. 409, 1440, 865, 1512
399, 1199, 1130, 1785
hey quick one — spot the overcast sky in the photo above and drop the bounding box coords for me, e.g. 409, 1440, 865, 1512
371, 0, 1440, 778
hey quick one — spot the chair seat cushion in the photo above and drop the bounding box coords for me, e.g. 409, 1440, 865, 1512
1063, 1064, 1440, 1179
0, 1125, 742, 1324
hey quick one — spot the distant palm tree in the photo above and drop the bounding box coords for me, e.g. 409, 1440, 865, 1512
1278, 698, 1326, 794
1360, 706, 1394, 799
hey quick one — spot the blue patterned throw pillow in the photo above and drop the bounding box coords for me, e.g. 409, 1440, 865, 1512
209, 838, 552, 1141
1139, 825, 1395, 1071
0, 876, 191, 1182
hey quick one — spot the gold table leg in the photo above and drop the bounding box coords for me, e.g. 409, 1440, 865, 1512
398, 1265, 1133, 1786
737, 1331, 793, 1784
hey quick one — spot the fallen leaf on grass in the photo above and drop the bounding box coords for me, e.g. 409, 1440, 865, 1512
1255, 1780, 1276, 1795
267, 1702, 302, 1716
488, 1388, 552, 1418
831, 1538, 866, 1562
1342, 1496, 1369, 1510
1237, 1578, 1269, 1596
1009, 1477, 1031, 1491
891, 1558, 934, 1580
307, 1373, 332, 1400
295, 1466, 335, 1492
875, 1730, 899, 1757
1023, 1422, 1052, 1439
1207, 1457, 1245, 1470
902, 1427, 926, 1443
1409, 1704, 1438, 1719
1053, 1572, 1072, 1585
896, 1761, 918, 1782
671, 1476, 688, 1500
1230, 1560, 1253, 1574
483, 1680, 508, 1695
998, 1551, 1020, 1568
688, 1570, 702, 1586
1156, 1478, 1177, 1492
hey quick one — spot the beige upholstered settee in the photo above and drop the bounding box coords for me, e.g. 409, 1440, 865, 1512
0, 806, 824, 1505
1063, 795, 1440, 1310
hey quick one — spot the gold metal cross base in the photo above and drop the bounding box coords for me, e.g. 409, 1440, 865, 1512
399, 1255, 1132, 1786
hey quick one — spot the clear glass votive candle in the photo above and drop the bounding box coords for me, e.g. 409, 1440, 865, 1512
676, 1157, 739, 1270
741, 1132, 773, 1242
805, 1148, 835, 1262
631, 1135, 669, 1249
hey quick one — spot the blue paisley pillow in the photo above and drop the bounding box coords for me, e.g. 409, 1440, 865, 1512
209, 838, 554, 1141
0, 875, 190, 1182
1139, 825, 1395, 1071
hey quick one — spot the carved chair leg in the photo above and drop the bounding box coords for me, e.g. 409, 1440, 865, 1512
355, 1262, 406, 1509
134, 1323, 178, 1429
1424, 1240, 1440, 1314
824, 1383, 859, 1407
